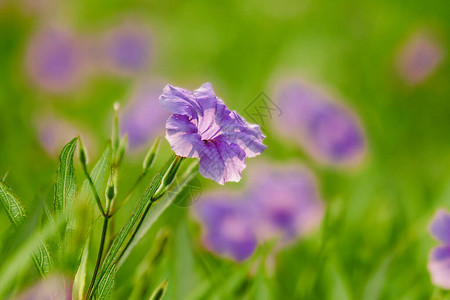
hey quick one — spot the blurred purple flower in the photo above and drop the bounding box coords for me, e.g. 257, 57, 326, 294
101, 21, 152, 76
35, 114, 93, 156
159, 82, 266, 184
247, 163, 324, 244
15, 276, 72, 300
396, 31, 444, 85
25, 27, 85, 93
428, 209, 450, 289
194, 194, 257, 262
193, 162, 324, 261
120, 80, 170, 150
273, 79, 366, 167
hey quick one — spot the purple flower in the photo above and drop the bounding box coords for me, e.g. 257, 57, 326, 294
396, 31, 444, 85
25, 27, 85, 93
194, 194, 257, 261
247, 163, 324, 244
120, 80, 170, 150
159, 83, 266, 184
428, 209, 450, 289
16, 275, 72, 300
101, 21, 152, 76
273, 79, 366, 167
35, 114, 93, 156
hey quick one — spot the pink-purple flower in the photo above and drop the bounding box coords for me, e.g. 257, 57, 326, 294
273, 79, 366, 167
25, 26, 85, 93
194, 194, 257, 262
396, 31, 444, 85
120, 80, 169, 150
193, 162, 324, 262
159, 83, 266, 184
428, 209, 450, 289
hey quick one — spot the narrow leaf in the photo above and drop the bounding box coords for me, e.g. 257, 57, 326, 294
93, 264, 116, 300
98, 173, 163, 280
149, 279, 168, 300
32, 242, 53, 277
54, 138, 77, 215
0, 179, 26, 225
119, 162, 198, 266
73, 236, 90, 300
0, 179, 53, 276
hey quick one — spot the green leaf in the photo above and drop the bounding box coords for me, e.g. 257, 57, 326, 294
79, 146, 111, 205
149, 279, 168, 300
0, 179, 53, 277
0, 179, 26, 225
54, 138, 77, 216
98, 173, 163, 281
73, 236, 90, 300
93, 264, 116, 300
32, 242, 53, 277
0, 214, 65, 298
119, 162, 198, 266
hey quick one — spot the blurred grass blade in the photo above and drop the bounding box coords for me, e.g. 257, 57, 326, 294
0, 179, 53, 276
149, 279, 168, 300
73, 236, 90, 300
119, 162, 198, 266
54, 138, 77, 216
142, 137, 160, 174
0, 179, 26, 225
97, 173, 163, 282
32, 242, 53, 277
93, 264, 116, 300
0, 215, 65, 297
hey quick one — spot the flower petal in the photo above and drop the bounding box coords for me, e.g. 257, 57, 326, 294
166, 114, 205, 157
430, 209, 450, 244
159, 84, 201, 119
428, 245, 450, 289
220, 112, 266, 157
198, 139, 246, 185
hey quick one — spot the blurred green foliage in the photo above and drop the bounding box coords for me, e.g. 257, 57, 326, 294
0, 0, 450, 299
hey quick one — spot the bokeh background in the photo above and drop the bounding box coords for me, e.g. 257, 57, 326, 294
1, 0, 450, 299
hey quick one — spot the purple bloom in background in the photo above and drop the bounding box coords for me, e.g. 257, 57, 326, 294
26, 27, 85, 93
273, 79, 366, 167
193, 162, 324, 261
101, 21, 152, 76
247, 163, 324, 244
396, 31, 444, 85
35, 114, 93, 156
121, 80, 170, 150
15, 276, 72, 300
194, 194, 257, 261
159, 82, 266, 184
428, 209, 450, 289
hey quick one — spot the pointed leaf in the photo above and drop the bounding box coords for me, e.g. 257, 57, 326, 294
0, 179, 26, 225
79, 146, 111, 204
149, 279, 168, 300
93, 264, 116, 300
54, 138, 77, 215
73, 236, 90, 300
32, 242, 53, 277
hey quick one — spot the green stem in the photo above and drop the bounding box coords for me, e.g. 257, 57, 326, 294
84, 217, 109, 300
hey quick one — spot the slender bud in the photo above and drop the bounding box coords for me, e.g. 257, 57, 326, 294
142, 137, 160, 174
149, 279, 168, 300
116, 134, 128, 166
153, 156, 184, 200
78, 136, 88, 165
112, 102, 120, 155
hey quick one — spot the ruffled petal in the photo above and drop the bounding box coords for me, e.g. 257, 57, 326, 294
198, 139, 246, 185
159, 84, 201, 119
428, 245, 450, 289
166, 114, 205, 158
430, 209, 450, 244
220, 112, 266, 157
